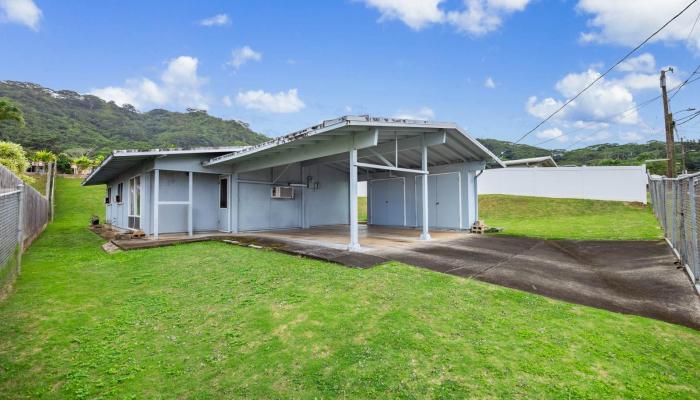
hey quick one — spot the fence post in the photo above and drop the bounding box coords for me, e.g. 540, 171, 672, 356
16, 183, 24, 275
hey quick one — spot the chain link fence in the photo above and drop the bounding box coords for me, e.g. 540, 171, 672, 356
649, 173, 700, 292
0, 163, 51, 298
0, 189, 21, 298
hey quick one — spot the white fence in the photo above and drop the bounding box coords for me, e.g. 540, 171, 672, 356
478, 166, 648, 203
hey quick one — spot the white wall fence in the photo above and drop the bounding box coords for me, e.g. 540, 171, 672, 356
478, 166, 648, 203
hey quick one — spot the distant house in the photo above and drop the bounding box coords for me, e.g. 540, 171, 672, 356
503, 156, 557, 168
82, 115, 503, 251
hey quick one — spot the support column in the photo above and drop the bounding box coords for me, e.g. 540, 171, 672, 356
420, 141, 431, 241
348, 149, 360, 251
153, 169, 159, 239
231, 172, 239, 233
187, 171, 193, 236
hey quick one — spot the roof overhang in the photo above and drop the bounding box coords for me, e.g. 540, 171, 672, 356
204, 116, 504, 172
82, 147, 246, 186
503, 156, 558, 168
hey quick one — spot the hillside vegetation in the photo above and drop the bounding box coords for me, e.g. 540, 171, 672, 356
479, 138, 700, 174
0, 81, 268, 153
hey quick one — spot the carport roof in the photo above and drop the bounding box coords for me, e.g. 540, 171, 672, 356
203, 115, 505, 170
82, 147, 246, 186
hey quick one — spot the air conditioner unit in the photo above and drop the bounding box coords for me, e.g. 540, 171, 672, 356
271, 186, 295, 199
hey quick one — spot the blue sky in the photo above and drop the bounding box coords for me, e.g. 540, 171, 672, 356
1, 0, 699, 148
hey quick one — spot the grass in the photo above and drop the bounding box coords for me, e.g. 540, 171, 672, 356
0, 178, 699, 398
358, 196, 367, 222
479, 194, 663, 240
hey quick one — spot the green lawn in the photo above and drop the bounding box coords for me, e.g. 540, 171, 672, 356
1, 178, 699, 398
479, 194, 663, 240
358, 196, 367, 222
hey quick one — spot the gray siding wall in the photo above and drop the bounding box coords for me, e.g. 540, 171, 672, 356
235, 163, 348, 232
105, 162, 152, 234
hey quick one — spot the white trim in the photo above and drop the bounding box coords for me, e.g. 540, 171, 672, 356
354, 162, 427, 175
158, 201, 190, 205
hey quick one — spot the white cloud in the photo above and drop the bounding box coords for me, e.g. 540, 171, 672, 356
527, 69, 640, 125
617, 53, 656, 73
577, 1, 700, 50
0, 0, 41, 30
620, 131, 644, 142
360, 0, 530, 34
91, 56, 208, 110
361, 0, 445, 30
484, 76, 496, 88
536, 128, 567, 142
228, 46, 262, 70
199, 14, 230, 26
235, 89, 305, 113
222, 95, 232, 107
394, 107, 436, 120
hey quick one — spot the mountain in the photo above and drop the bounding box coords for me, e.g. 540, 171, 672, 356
479, 138, 700, 173
0, 81, 269, 153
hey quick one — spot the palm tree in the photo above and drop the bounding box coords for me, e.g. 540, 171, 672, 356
0, 99, 25, 126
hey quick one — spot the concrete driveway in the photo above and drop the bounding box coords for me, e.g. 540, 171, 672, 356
375, 236, 700, 330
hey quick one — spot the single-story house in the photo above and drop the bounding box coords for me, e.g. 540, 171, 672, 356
502, 156, 558, 168
83, 116, 503, 251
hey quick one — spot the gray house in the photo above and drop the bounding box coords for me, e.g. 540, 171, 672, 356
83, 116, 503, 251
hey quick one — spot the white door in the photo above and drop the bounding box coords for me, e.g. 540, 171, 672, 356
416, 173, 461, 229
369, 178, 405, 226
218, 176, 230, 232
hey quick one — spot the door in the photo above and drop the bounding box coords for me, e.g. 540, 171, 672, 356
369, 178, 405, 226
128, 176, 141, 229
415, 173, 461, 229
218, 176, 230, 232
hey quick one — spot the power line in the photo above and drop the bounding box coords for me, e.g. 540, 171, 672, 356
669, 64, 700, 100
512, 0, 699, 145
532, 74, 700, 148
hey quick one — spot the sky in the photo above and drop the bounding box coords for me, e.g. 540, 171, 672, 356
1, 0, 699, 149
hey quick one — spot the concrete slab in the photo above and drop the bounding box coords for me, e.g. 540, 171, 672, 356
376, 236, 700, 330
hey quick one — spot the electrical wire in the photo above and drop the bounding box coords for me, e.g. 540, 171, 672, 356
531, 73, 700, 148
511, 0, 699, 145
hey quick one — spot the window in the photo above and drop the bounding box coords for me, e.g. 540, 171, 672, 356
105, 187, 112, 204
128, 176, 141, 229
116, 182, 123, 203
219, 178, 228, 209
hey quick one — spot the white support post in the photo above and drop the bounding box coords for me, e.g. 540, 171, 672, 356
231, 172, 239, 233
348, 149, 360, 251
187, 171, 193, 236
153, 169, 159, 239
420, 140, 431, 241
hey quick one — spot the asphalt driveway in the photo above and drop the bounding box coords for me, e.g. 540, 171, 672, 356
376, 236, 700, 330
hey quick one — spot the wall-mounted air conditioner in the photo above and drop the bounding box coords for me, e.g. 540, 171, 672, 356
271, 186, 295, 199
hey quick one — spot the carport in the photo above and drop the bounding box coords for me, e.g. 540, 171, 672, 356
203, 116, 503, 251
85, 116, 503, 251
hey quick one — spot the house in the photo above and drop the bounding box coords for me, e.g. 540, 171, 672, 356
83, 116, 503, 251
502, 156, 558, 168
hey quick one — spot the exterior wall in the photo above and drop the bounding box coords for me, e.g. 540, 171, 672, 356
478, 166, 648, 203
104, 162, 153, 233
234, 163, 349, 232
366, 162, 484, 230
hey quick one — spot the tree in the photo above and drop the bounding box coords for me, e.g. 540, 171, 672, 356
0, 141, 33, 182
33, 149, 56, 163
72, 155, 93, 172
0, 99, 24, 126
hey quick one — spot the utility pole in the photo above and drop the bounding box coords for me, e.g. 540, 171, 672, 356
661, 68, 675, 177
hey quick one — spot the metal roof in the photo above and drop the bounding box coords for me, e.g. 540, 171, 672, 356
204, 115, 504, 169
82, 147, 247, 186
503, 156, 558, 168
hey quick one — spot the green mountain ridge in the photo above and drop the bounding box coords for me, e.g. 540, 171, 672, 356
0, 81, 269, 153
